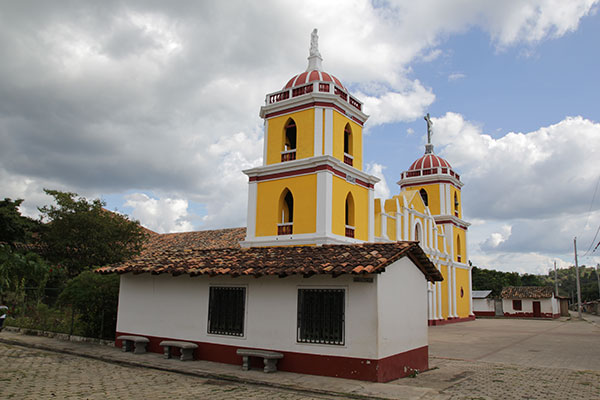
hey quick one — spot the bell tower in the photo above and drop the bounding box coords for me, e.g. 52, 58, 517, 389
242, 30, 379, 247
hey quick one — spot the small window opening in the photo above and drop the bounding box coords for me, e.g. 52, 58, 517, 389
343, 124, 353, 166
284, 120, 297, 151
278, 189, 294, 235
454, 193, 459, 216
420, 188, 429, 207
345, 193, 355, 238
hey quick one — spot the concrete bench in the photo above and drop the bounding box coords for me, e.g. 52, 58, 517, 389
117, 335, 149, 354
236, 349, 284, 373
159, 340, 198, 361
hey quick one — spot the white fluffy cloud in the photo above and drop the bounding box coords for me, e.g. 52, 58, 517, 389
366, 163, 391, 200
124, 193, 193, 233
431, 113, 600, 268
0, 0, 597, 238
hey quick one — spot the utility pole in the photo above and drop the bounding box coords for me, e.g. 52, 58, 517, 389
596, 264, 600, 300
574, 237, 583, 319
554, 260, 558, 297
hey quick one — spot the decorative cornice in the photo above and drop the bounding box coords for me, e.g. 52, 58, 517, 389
397, 174, 463, 189
243, 155, 380, 188
433, 215, 470, 229
260, 90, 369, 123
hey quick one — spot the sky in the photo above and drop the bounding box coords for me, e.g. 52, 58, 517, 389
1, 0, 599, 275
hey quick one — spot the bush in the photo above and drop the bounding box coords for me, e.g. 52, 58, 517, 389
6, 303, 84, 335
58, 271, 120, 339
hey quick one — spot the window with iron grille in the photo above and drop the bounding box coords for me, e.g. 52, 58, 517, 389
512, 299, 522, 311
208, 287, 245, 336
297, 288, 345, 345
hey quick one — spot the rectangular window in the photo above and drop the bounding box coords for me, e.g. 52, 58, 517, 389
513, 300, 522, 311
297, 288, 345, 345
208, 286, 245, 336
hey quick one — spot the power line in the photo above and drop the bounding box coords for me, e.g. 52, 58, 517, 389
581, 174, 600, 257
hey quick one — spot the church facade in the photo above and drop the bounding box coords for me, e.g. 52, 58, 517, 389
242, 31, 473, 324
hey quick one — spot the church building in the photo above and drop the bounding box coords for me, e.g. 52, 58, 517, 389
99, 30, 470, 383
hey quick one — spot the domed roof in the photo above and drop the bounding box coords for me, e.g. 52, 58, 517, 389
284, 70, 346, 90
409, 153, 452, 170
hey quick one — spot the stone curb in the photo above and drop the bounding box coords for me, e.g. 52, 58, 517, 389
0, 334, 397, 400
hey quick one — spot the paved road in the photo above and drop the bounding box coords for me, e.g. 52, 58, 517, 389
0, 343, 339, 400
403, 317, 600, 399
1, 317, 599, 399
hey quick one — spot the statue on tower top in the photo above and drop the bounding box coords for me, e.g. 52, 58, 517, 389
310, 28, 321, 58
424, 113, 434, 154
306, 28, 323, 71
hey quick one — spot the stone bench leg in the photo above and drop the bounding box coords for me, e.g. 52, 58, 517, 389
133, 342, 147, 354
264, 358, 278, 373
163, 346, 172, 359
180, 348, 194, 361
122, 340, 133, 352
241, 356, 250, 371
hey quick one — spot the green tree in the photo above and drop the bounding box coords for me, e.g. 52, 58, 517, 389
58, 271, 120, 339
39, 190, 147, 277
0, 198, 40, 246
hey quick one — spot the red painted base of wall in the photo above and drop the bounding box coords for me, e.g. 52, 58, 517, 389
503, 312, 560, 319
428, 315, 476, 326
474, 311, 496, 317
115, 331, 428, 382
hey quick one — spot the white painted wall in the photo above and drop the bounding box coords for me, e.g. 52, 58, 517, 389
376, 257, 428, 359
473, 298, 494, 313
117, 259, 430, 360
117, 273, 379, 358
502, 297, 555, 314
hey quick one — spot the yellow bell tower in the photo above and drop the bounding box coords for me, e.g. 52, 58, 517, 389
242, 30, 379, 247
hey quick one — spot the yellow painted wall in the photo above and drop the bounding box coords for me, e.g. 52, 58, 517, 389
440, 265, 449, 319
332, 111, 363, 170
453, 226, 467, 263
455, 267, 471, 317
450, 186, 462, 219
266, 109, 315, 165
413, 184, 443, 215
255, 175, 317, 236
384, 198, 398, 240
332, 176, 368, 240
374, 199, 382, 238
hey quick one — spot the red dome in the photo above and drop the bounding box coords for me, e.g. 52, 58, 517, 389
284, 69, 346, 90
409, 153, 452, 170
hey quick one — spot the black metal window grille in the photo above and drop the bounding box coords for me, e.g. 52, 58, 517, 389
208, 286, 245, 336
297, 289, 345, 345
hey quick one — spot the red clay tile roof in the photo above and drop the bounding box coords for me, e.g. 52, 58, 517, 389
97, 241, 442, 282
142, 227, 246, 252
501, 286, 555, 299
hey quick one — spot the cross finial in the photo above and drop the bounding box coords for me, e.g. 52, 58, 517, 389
424, 113, 434, 153
306, 28, 323, 71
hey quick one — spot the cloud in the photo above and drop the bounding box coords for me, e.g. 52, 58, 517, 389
366, 163, 391, 200
0, 0, 597, 234
429, 112, 600, 268
448, 73, 466, 81
124, 193, 194, 233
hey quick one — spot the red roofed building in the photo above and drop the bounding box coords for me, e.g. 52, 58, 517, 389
100, 30, 447, 382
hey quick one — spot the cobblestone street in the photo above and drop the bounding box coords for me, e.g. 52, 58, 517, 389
1, 317, 599, 399
0, 344, 337, 400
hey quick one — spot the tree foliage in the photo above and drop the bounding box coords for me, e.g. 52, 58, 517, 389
39, 190, 147, 277
58, 271, 120, 339
472, 264, 600, 301
0, 198, 40, 246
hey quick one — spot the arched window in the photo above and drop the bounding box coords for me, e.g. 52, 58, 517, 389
278, 189, 294, 235
419, 188, 429, 207
414, 222, 422, 242
282, 119, 297, 162
456, 234, 462, 262
454, 193, 459, 217
345, 192, 355, 238
343, 123, 353, 166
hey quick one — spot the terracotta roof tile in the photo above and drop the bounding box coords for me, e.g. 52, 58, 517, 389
97, 240, 442, 282
501, 286, 555, 299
